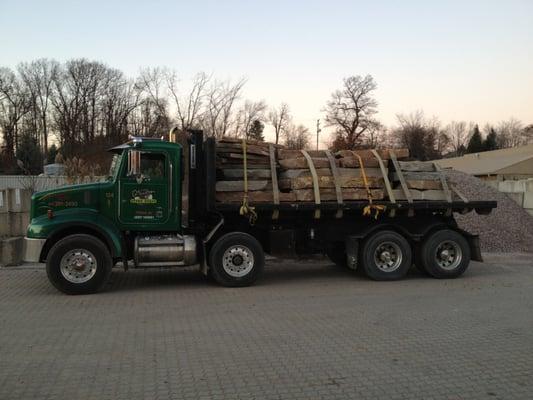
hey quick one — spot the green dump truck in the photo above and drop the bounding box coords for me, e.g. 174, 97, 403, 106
23, 130, 496, 294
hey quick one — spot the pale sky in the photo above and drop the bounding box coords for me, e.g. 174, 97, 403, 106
1, 0, 532, 143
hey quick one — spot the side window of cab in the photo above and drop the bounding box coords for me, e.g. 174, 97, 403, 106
125, 151, 166, 182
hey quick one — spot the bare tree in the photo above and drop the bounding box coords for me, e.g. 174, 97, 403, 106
134, 67, 171, 137
392, 111, 447, 160
284, 123, 310, 150
136, 67, 168, 116
51, 59, 108, 155
444, 121, 473, 156
325, 75, 379, 150
234, 100, 267, 139
268, 103, 291, 145
17, 59, 59, 157
361, 120, 386, 148
523, 124, 533, 144
166, 71, 210, 130
129, 96, 170, 137
0, 67, 30, 163
201, 78, 246, 138
497, 118, 524, 148
100, 69, 140, 143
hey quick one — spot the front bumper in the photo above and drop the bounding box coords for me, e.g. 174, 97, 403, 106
23, 237, 46, 263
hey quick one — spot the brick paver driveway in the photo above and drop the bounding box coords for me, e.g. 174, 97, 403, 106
0, 255, 532, 400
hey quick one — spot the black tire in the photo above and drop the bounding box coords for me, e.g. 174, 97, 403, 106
419, 229, 470, 279
360, 230, 412, 281
209, 232, 265, 287
326, 242, 348, 268
46, 234, 113, 295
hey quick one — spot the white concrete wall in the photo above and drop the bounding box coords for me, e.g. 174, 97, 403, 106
0, 177, 102, 239
494, 179, 533, 216
0, 189, 32, 237
0, 175, 102, 191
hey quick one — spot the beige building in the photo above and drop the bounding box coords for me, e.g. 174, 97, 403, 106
436, 144, 533, 181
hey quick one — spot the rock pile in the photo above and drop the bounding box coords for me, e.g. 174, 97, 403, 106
446, 170, 533, 252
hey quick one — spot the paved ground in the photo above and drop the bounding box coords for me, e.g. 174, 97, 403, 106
0, 255, 532, 400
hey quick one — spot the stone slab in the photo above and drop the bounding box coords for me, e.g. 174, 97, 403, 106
0, 190, 8, 213
505, 192, 524, 207
8, 189, 32, 213
523, 191, 533, 209
0, 213, 9, 236
0, 236, 23, 266
8, 213, 30, 237
498, 180, 526, 193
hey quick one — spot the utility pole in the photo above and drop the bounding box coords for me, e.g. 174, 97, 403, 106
316, 119, 321, 150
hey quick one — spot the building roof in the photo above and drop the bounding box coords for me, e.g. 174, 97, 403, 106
435, 144, 533, 175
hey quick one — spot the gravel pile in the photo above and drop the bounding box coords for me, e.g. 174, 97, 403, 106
445, 170, 533, 253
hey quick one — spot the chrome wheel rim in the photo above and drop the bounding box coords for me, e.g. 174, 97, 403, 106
222, 245, 254, 277
435, 241, 462, 270
374, 241, 402, 272
60, 249, 97, 283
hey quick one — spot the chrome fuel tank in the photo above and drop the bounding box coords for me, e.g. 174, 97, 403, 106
133, 235, 196, 267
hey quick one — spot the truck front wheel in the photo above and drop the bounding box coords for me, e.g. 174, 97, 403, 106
46, 234, 113, 295
209, 232, 265, 287
360, 230, 412, 281
419, 230, 470, 279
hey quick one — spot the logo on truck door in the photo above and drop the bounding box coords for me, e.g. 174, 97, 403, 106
130, 189, 157, 205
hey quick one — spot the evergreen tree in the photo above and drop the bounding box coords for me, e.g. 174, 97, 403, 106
466, 125, 484, 153
47, 144, 59, 164
16, 133, 43, 174
247, 119, 265, 141
483, 128, 498, 151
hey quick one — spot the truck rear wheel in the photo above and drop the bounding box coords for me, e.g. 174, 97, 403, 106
209, 232, 265, 287
419, 229, 470, 279
360, 230, 412, 281
46, 234, 113, 295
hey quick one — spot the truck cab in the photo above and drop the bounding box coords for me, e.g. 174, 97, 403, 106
24, 135, 200, 293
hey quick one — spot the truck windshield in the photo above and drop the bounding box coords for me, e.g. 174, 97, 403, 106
107, 153, 122, 181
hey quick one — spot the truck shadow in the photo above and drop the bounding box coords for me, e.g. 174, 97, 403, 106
107, 267, 206, 293
106, 261, 433, 293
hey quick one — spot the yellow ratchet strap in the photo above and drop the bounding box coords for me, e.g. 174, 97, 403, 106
269, 144, 280, 220
239, 139, 258, 225
301, 150, 321, 219
352, 151, 385, 219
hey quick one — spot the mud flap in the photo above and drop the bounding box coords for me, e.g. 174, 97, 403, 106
200, 241, 209, 276
345, 236, 359, 270
467, 234, 483, 262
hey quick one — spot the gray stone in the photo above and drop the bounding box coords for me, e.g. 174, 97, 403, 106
0, 236, 23, 266
0, 213, 9, 237
506, 192, 524, 207
523, 190, 533, 209
7, 189, 32, 213
8, 213, 30, 237
0, 189, 8, 213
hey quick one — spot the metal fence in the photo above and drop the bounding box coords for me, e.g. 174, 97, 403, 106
0, 175, 103, 192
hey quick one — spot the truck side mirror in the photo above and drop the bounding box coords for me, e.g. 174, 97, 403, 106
127, 150, 142, 178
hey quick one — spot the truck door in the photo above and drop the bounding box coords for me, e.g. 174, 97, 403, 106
118, 150, 170, 228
